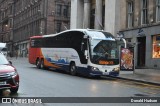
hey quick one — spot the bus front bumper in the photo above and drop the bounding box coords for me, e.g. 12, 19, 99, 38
89, 71, 119, 77
88, 66, 119, 77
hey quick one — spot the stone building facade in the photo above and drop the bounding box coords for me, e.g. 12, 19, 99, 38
119, 0, 160, 69
0, 0, 14, 53
71, 0, 160, 69
0, 0, 70, 57
70, 0, 120, 36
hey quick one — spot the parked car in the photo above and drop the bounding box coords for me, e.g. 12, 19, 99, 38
0, 52, 19, 93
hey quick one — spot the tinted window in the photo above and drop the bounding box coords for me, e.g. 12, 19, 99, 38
30, 38, 42, 48
42, 31, 85, 48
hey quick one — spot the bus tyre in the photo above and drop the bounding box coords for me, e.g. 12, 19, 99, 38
40, 59, 48, 70
36, 59, 41, 69
40, 59, 44, 69
70, 63, 76, 76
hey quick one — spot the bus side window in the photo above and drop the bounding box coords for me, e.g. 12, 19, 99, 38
31, 38, 42, 48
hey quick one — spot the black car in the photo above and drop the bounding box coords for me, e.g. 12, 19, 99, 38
0, 52, 19, 93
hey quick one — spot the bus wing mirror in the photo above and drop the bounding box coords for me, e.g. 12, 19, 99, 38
9, 61, 12, 65
115, 38, 127, 48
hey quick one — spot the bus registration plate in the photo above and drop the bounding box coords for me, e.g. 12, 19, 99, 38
102, 66, 111, 70
103, 72, 109, 75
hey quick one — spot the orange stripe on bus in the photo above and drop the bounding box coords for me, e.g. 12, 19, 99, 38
44, 59, 61, 69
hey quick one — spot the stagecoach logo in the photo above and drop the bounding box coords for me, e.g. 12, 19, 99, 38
71, 55, 78, 58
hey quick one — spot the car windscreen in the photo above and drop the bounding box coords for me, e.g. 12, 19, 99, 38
0, 54, 9, 65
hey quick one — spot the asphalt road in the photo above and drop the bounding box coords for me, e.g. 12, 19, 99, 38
1, 57, 160, 106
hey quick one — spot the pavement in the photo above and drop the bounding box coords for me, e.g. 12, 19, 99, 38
8, 57, 160, 86
113, 69, 160, 86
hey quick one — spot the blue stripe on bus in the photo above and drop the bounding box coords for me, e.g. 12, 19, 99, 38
50, 63, 119, 77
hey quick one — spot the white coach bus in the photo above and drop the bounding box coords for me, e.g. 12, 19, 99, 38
29, 29, 120, 77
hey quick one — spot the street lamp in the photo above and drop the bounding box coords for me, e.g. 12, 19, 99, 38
5, 24, 9, 30
1, 24, 9, 42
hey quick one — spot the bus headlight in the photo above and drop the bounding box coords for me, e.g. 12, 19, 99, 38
113, 67, 120, 72
91, 66, 99, 71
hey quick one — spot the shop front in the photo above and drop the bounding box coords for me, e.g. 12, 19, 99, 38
152, 35, 160, 59
120, 25, 160, 69
14, 40, 29, 58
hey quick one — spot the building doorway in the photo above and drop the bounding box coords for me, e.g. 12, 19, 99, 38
137, 37, 146, 67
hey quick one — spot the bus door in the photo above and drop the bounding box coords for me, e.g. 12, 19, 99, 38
81, 38, 88, 64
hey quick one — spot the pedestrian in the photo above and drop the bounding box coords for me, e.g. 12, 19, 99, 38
15, 51, 18, 59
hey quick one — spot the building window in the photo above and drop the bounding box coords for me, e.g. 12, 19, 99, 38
90, 9, 95, 29
141, 0, 148, 25
156, 0, 160, 22
126, 38, 132, 43
63, 5, 68, 17
9, 19, 13, 28
56, 21, 61, 33
127, 1, 134, 28
2, 12, 5, 19
56, 4, 62, 16
152, 35, 160, 58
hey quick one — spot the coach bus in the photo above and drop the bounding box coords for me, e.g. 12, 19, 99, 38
29, 29, 120, 77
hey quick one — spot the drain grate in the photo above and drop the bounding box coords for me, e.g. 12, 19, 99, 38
134, 94, 149, 97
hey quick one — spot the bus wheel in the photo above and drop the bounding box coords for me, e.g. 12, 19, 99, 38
70, 63, 76, 76
40, 59, 44, 69
40, 59, 48, 70
36, 59, 41, 69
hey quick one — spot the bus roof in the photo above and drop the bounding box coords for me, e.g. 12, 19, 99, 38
30, 35, 42, 39
42, 29, 114, 40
